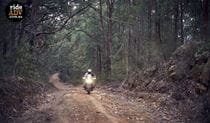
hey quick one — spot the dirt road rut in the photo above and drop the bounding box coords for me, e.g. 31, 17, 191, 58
16, 74, 154, 123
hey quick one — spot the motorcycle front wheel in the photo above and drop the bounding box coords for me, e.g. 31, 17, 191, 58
87, 90, 91, 94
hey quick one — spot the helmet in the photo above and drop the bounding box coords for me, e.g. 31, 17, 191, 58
88, 69, 92, 72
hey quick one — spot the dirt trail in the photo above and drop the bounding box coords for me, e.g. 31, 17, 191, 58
69, 88, 125, 123
16, 74, 155, 123
48, 73, 119, 122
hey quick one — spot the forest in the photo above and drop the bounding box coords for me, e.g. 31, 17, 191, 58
0, 0, 210, 123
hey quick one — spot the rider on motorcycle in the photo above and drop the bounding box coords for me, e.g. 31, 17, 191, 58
83, 69, 96, 93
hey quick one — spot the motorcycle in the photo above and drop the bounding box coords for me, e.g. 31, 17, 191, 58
83, 74, 96, 94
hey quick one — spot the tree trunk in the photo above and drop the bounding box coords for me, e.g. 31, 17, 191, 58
10, 23, 18, 77
180, 1, 184, 44
98, 0, 106, 79
154, 0, 165, 60
173, 0, 179, 50
30, 0, 39, 52
147, 0, 152, 41
96, 46, 102, 78
154, 0, 162, 44
105, 0, 114, 81
202, 0, 209, 42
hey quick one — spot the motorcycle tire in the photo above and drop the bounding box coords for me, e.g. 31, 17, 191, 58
87, 90, 91, 94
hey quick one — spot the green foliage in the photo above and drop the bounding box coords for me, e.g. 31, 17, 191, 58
0, 0, 209, 83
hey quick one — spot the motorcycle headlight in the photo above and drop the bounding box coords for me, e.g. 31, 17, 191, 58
85, 79, 94, 84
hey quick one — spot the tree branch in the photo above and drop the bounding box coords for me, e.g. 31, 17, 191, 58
25, 4, 90, 36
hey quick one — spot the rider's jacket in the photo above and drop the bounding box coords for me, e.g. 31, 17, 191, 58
83, 72, 95, 79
